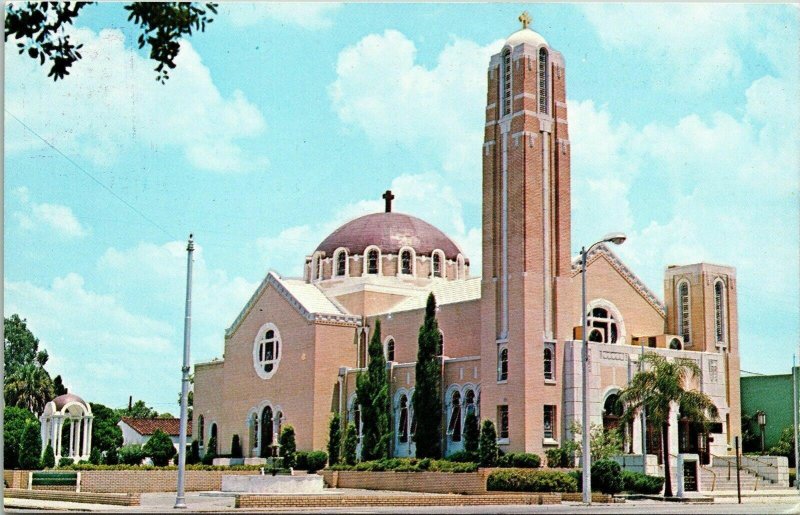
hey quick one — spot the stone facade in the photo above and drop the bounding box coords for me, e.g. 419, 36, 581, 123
193, 20, 741, 463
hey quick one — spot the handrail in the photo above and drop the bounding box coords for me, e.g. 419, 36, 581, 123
699, 462, 717, 491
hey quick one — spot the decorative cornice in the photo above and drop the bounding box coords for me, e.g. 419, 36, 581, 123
572, 244, 666, 317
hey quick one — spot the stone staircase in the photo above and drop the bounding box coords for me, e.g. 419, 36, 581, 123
698, 461, 786, 492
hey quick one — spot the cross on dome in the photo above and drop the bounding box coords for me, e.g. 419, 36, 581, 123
518, 11, 532, 29
382, 190, 395, 213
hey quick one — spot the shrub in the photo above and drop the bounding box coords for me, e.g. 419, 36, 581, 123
478, 419, 498, 467
327, 413, 341, 465
487, 469, 578, 493
143, 429, 177, 467
89, 447, 102, 465
498, 452, 541, 468
18, 421, 42, 469
104, 446, 119, 465
445, 450, 478, 463
546, 447, 571, 468
279, 425, 297, 468
42, 443, 56, 468
591, 459, 623, 494
231, 434, 243, 458
295, 451, 329, 472
464, 411, 479, 455
201, 436, 217, 465
791, 471, 797, 488
58, 457, 74, 468
5, 407, 36, 469
330, 458, 477, 473
118, 444, 146, 466
621, 470, 664, 494
343, 423, 358, 466
188, 440, 201, 465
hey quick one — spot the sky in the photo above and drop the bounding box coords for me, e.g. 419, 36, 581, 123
4, 3, 799, 413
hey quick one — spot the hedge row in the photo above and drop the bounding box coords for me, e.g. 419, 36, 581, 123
487, 469, 578, 493
621, 470, 664, 494
294, 451, 328, 472
58, 463, 265, 471
330, 457, 478, 473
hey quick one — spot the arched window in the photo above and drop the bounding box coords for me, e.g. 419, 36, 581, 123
447, 391, 462, 442
335, 249, 348, 277
198, 415, 205, 446
464, 388, 476, 417
401, 250, 412, 275
502, 48, 512, 116
714, 280, 725, 344
358, 330, 368, 368
313, 254, 324, 281
603, 394, 623, 431
260, 407, 272, 458
456, 254, 465, 280
677, 281, 691, 345
367, 248, 380, 275
398, 394, 409, 443
586, 304, 623, 344
437, 330, 444, 356
544, 344, 554, 381
538, 47, 549, 114
385, 337, 395, 362
498, 345, 508, 382
275, 410, 283, 438
250, 413, 259, 453
253, 324, 281, 379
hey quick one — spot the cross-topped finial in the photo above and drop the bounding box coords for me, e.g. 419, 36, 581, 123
382, 190, 395, 213
519, 11, 532, 30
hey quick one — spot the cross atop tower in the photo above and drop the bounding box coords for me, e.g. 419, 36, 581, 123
382, 190, 395, 213
518, 11, 532, 29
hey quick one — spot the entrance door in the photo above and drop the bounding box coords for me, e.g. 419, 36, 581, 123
260, 407, 273, 458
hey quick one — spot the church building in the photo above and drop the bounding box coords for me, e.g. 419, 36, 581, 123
193, 16, 741, 465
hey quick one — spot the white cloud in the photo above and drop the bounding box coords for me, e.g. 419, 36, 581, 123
5, 27, 267, 173
225, 3, 341, 29
329, 30, 503, 196
12, 188, 88, 238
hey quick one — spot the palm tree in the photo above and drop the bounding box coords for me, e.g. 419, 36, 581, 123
618, 353, 718, 497
5, 362, 55, 414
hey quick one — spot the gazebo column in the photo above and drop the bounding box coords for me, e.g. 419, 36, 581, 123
82, 417, 90, 458
69, 419, 76, 457
53, 418, 61, 459
87, 417, 94, 457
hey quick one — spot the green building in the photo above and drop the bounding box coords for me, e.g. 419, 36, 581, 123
740, 367, 799, 451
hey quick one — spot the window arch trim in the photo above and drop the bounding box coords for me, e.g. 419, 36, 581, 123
676, 279, 692, 345
253, 323, 282, 379
384, 336, 396, 362
363, 245, 382, 276
714, 279, 727, 345
581, 299, 627, 345
397, 246, 416, 277
333, 247, 349, 278
431, 249, 446, 279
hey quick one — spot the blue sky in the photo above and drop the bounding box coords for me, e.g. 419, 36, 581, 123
4, 3, 798, 413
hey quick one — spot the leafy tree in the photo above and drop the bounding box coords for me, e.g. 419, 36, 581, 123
479, 419, 499, 467
412, 293, 442, 458
464, 411, 480, 456
201, 435, 217, 464
741, 412, 762, 454
53, 375, 68, 396
42, 442, 56, 468
89, 447, 102, 465
618, 353, 718, 497
89, 402, 123, 454
342, 422, 358, 466
143, 429, 176, 466
5, 2, 219, 83
356, 319, 391, 460
5, 362, 55, 415
4, 406, 36, 468
768, 426, 797, 467
18, 420, 43, 469
156, 412, 175, 419
231, 434, 243, 458
279, 425, 297, 468
118, 444, 146, 465
104, 445, 119, 465
117, 399, 158, 419
591, 459, 623, 494
4, 314, 42, 377
327, 412, 341, 465
564, 421, 622, 463
188, 440, 201, 465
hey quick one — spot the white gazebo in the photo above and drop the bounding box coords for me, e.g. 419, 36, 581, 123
40, 393, 94, 462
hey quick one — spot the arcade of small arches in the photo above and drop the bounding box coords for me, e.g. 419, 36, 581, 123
309, 247, 468, 283
196, 405, 286, 459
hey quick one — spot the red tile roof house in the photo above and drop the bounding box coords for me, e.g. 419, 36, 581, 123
118, 417, 192, 453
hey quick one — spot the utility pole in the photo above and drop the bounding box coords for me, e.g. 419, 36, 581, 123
174, 234, 194, 509
793, 354, 799, 492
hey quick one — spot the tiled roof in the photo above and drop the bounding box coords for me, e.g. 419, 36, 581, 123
374, 276, 482, 314
120, 417, 191, 437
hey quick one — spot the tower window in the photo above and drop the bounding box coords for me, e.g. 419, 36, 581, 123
447, 391, 462, 442
432, 251, 444, 278
538, 48, 549, 114
401, 250, 412, 275
677, 281, 691, 345
367, 249, 379, 274
502, 49, 511, 116
497, 405, 509, 440
544, 342, 555, 381
498, 345, 508, 382
335, 249, 347, 277
714, 280, 726, 344
543, 405, 556, 440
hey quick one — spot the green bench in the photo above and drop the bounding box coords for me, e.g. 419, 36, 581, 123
31, 471, 79, 488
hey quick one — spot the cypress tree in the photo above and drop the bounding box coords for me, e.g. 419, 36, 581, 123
343, 422, 358, 465
18, 421, 42, 469
463, 411, 479, 456
42, 442, 56, 468
327, 413, 341, 465
231, 434, 243, 458
412, 293, 442, 458
355, 319, 391, 460
104, 446, 119, 465
478, 419, 499, 467
279, 425, 297, 468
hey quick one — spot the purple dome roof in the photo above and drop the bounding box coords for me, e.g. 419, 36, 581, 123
315, 212, 467, 262
52, 393, 88, 410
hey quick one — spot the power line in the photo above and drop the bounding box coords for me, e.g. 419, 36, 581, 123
5, 109, 176, 240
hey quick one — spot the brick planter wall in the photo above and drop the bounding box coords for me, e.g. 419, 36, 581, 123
237, 493, 560, 509
3, 470, 32, 489
321, 470, 491, 495
5, 488, 140, 506
79, 470, 261, 493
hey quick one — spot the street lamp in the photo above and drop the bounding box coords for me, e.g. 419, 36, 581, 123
757, 410, 767, 453
580, 232, 626, 505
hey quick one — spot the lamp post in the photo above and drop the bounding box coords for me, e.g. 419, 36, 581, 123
580, 232, 626, 505
175, 234, 194, 509
756, 410, 767, 453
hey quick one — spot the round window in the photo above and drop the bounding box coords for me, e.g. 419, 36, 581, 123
253, 323, 281, 379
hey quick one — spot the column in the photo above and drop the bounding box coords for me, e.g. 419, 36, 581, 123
82, 418, 90, 458
87, 418, 93, 457
53, 418, 61, 459
69, 419, 75, 457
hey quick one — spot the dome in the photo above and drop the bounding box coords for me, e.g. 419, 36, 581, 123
506, 27, 548, 48
52, 393, 89, 411
315, 212, 466, 262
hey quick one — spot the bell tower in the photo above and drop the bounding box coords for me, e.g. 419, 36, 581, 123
480, 13, 573, 453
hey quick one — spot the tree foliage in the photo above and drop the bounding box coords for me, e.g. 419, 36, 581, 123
231, 434, 243, 458
356, 319, 391, 461
4, 406, 37, 468
42, 442, 56, 468
412, 293, 442, 458
5, 2, 218, 83
564, 421, 623, 463
479, 419, 499, 467
19, 420, 43, 469
4, 315, 55, 414
117, 399, 159, 419
327, 413, 341, 465
53, 375, 68, 396
343, 422, 358, 466
89, 402, 123, 454
768, 426, 797, 467
118, 444, 146, 465
104, 445, 119, 465
464, 411, 480, 455
279, 425, 297, 468
143, 429, 176, 466
618, 353, 718, 497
